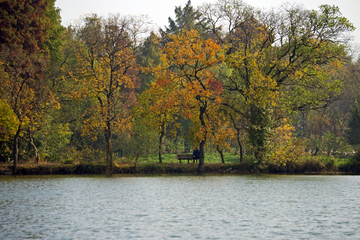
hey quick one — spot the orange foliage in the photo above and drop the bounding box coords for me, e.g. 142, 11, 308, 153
148, 29, 232, 150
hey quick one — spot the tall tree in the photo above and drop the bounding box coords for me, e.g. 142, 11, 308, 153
0, 47, 58, 167
154, 29, 225, 173
68, 14, 148, 173
0, 0, 62, 173
0, 0, 59, 53
161, 0, 207, 46
165, 0, 203, 33
137, 32, 162, 92
199, 1, 355, 161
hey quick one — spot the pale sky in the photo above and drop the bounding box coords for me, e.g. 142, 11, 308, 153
55, 0, 360, 45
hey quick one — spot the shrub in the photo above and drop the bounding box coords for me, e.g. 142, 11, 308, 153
299, 157, 325, 173
338, 151, 360, 173
268, 123, 307, 167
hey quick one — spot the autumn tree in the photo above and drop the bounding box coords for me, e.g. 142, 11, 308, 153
209, 108, 234, 163
68, 14, 148, 173
155, 29, 225, 172
0, 0, 56, 53
199, 1, 355, 161
0, 0, 62, 173
0, 47, 58, 166
224, 105, 247, 162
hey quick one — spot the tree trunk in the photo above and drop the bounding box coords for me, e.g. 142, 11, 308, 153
254, 147, 262, 163
134, 155, 139, 169
29, 138, 40, 163
235, 128, 243, 163
158, 146, 162, 163
239, 141, 243, 163
230, 116, 244, 163
216, 145, 225, 163
197, 140, 205, 173
23, 130, 40, 163
13, 125, 21, 176
105, 121, 113, 174
159, 128, 164, 164
197, 104, 207, 174
121, 142, 125, 157
158, 123, 165, 163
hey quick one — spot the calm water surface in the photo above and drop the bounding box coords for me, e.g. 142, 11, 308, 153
0, 174, 360, 239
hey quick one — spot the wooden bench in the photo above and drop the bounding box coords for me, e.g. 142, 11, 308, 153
177, 154, 198, 163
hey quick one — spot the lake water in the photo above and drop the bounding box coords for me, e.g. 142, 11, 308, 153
1, 174, 360, 239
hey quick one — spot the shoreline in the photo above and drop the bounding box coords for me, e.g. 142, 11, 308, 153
0, 162, 358, 176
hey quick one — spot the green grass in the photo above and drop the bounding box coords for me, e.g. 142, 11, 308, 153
134, 152, 244, 164
4, 151, 359, 175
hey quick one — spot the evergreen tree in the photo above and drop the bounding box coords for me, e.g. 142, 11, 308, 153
137, 32, 161, 92
160, 0, 207, 44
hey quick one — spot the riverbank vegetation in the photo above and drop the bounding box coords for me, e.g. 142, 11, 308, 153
1, 0, 359, 175
1, 151, 360, 175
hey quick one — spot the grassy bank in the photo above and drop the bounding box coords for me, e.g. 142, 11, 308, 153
1, 152, 360, 175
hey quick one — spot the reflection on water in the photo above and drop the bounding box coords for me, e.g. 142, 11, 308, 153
1, 174, 360, 239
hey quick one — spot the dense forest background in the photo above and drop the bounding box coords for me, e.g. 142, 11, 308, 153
1, 0, 359, 173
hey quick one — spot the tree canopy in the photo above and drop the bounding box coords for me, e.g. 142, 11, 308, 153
0, 0, 358, 174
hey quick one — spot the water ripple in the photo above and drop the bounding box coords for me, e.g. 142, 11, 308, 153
0, 174, 360, 239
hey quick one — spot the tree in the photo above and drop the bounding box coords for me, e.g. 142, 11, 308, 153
134, 80, 181, 163
68, 14, 148, 173
161, 0, 207, 46
199, 1, 355, 161
209, 109, 234, 163
125, 125, 157, 169
0, 0, 62, 173
164, 0, 203, 34
35, 114, 72, 162
0, 47, 58, 167
137, 32, 162, 92
155, 29, 225, 173
0, 0, 54, 53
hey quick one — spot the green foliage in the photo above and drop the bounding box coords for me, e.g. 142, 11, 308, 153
42, 0, 65, 62
345, 100, 360, 147
247, 107, 274, 160
137, 32, 161, 92
338, 152, 360, 173
35, 116, 72, 161
163, 0, 204, 34
201, 1, 354, 161
124, 120, 158, 164
0, 0, 357, 168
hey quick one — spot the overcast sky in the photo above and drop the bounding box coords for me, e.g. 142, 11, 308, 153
55, 0, 360, 45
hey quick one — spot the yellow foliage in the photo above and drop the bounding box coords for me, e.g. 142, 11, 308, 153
268, 122, 307, 165
68, 17, 139, 140
0, 100, 20, 141
143, 29, 230, 149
